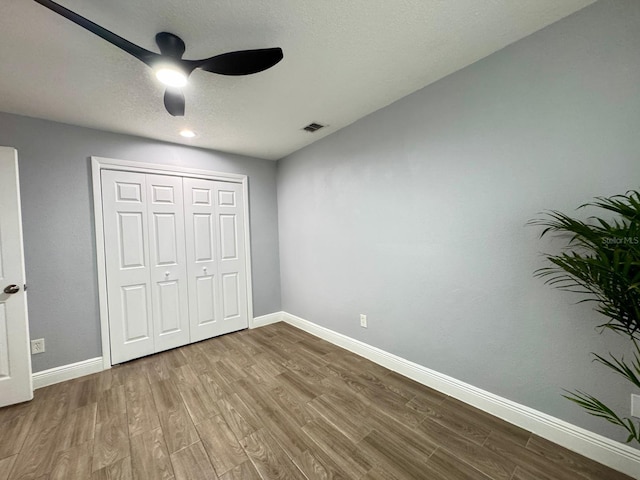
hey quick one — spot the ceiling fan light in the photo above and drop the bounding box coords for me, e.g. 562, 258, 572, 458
155, 65, 188, 88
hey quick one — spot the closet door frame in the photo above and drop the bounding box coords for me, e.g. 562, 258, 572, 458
91, 156, 254, 369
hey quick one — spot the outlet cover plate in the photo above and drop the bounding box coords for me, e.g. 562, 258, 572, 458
632, 394, 640, 418
360, 314, 367, 328
31, 338, 45, 354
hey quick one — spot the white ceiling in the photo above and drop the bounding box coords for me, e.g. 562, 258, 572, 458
0, 0, 594, 160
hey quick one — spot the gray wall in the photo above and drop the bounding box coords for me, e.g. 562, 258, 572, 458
277, 0, 640, 443
0, 112, 281, 373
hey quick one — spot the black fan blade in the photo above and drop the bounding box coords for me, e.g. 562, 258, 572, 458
195, 48, 283, 76
33, 0, 158, 66
164, 88, 185, 116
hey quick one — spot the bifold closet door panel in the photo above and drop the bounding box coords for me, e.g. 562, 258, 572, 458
183, 178, 248, 342
183, 178, 221, 342
101, 170, 154, 364
215, 181, 248, 335
146, 174, 190, 353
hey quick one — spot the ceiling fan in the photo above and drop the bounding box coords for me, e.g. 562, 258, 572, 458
33, 0, 284, 117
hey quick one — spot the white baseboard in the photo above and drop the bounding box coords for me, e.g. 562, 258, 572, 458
280, 312, 640, 479
32, 357, 104, 389
252, 311, 284, 328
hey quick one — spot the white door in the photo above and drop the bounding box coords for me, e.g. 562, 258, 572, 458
102, 171, 192, 364
0, 147, 33, 407
183, 178, 220, 342
102, 170, 154, 363
183, 179, 248, 341
146, 174, 190, 353
215, 181, 248, 334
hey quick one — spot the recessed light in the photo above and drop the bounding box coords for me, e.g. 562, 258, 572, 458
180, 129, 196, 138
155, 64, 188, 88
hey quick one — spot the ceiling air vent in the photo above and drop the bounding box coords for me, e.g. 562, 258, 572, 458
302, 122, 325, 133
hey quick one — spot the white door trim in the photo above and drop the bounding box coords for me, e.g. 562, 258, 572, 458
91, 156, 255, 369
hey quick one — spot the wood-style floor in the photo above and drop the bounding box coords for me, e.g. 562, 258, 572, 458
0, 323, 633, 480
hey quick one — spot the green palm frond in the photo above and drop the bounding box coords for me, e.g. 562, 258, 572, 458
532, 191, 640, 445
592, 349, 640, 389
563, 391, 640, 444
530, 191, 640, 336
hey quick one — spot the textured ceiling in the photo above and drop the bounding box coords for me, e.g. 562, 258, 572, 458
0, 0, 594, 160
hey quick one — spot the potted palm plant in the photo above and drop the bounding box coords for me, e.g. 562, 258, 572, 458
530, 191, 640, 444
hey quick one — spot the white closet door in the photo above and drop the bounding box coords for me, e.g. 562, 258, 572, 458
183, 178, 220, 342
147, 174, 190, 353
184, 179, 248, 341
101, 170, 154, 363
214, 181, 248, 335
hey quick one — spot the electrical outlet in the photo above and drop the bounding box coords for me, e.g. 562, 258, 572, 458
632, 394, 640, 418
360, 314, 367, 328
31, 338, 45, 354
